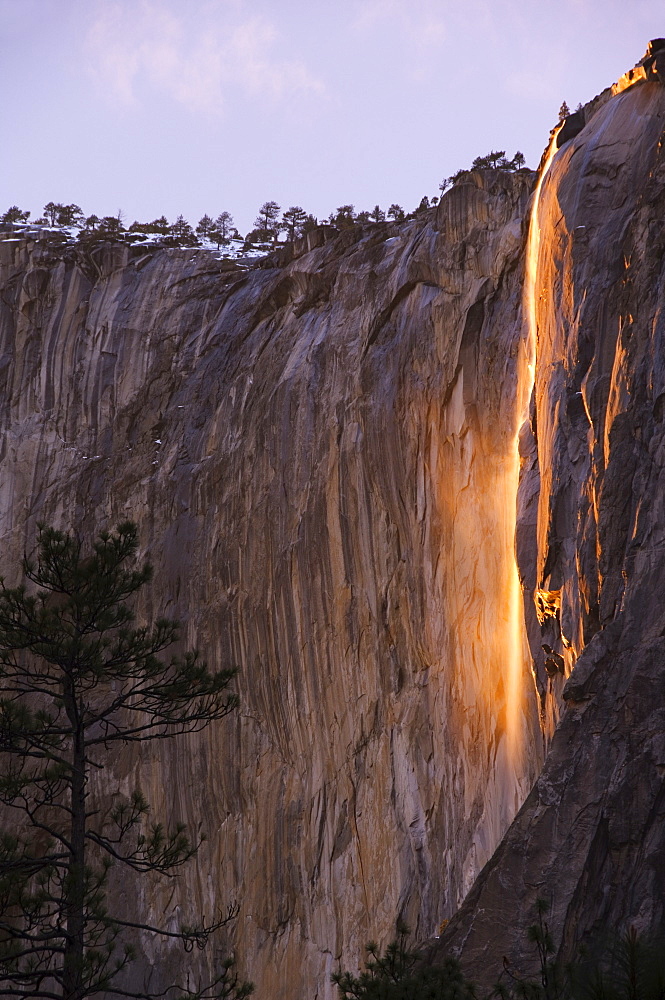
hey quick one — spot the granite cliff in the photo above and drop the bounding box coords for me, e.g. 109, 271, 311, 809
1, 44, 665, 1000
0, 170, 541, 998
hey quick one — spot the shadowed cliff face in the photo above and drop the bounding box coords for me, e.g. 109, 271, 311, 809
436, 78, 665, 980
0, 174, 541, 999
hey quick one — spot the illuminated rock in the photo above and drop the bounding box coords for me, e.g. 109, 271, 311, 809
0, 174, 540, 999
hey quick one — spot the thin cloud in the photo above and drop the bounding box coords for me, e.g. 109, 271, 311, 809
351, 0, 447, 80
84, 0, 324, 114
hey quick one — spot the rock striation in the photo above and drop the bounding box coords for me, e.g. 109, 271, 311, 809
0, 171, 540, 998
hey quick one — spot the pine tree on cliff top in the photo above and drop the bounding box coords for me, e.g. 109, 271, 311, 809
253, 201, 281, 242
0, 522, 253, 1000
281, 205, 308, 242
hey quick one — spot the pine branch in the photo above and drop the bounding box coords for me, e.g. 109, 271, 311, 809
0, 522, 247, 998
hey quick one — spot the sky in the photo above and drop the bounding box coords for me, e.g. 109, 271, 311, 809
2, 0, 664, 236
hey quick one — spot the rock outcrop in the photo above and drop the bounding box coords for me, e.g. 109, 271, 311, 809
434, 69, 665, 983
0, 171, 540, 998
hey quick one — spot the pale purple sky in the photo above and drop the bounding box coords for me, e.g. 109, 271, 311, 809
2, 0, 663, 236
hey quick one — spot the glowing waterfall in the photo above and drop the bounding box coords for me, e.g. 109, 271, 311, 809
505, 128, 562, 761
524, 129, 562, 374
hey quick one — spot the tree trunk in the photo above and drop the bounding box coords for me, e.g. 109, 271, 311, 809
62, 688, 86, 1000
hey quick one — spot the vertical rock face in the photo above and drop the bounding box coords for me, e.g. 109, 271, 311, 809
0, 174, 541, 999
6, 63, 664, 999
437, 77, 665, 980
